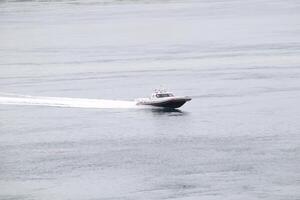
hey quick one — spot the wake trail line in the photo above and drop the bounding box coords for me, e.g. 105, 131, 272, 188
0, 94, 138, 109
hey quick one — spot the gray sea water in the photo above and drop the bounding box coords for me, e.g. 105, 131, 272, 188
1, 0, 300, 199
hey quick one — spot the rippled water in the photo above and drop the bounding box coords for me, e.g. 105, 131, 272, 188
1, 0, 300, 200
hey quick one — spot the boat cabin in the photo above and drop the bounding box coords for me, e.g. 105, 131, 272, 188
151, 91, 174, 98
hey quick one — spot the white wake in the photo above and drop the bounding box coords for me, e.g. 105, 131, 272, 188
0, 93, 137, 109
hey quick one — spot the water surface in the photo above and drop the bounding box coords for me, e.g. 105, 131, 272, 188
0, 0, 300, 199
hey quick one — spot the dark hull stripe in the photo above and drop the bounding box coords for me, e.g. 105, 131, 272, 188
141, 99, 188, 108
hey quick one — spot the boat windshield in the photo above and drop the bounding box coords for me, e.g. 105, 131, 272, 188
156, 93, 173, 98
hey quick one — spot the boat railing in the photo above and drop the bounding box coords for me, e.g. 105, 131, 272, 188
154, 88, 168, 94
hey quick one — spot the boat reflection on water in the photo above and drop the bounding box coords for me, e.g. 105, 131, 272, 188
148, 107, 187, 116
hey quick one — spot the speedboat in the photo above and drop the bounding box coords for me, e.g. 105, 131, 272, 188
135, 89, 191, 109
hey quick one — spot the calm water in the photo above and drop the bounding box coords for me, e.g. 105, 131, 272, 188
1, 0, 300, 199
